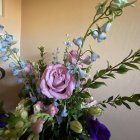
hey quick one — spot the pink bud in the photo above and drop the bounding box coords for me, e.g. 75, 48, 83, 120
47, 104, 59, 117
31, 119, 45, 134
33, 101, 45, 113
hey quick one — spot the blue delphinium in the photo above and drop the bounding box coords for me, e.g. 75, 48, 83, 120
73, 37, 83, 47
61, 105, 68, 117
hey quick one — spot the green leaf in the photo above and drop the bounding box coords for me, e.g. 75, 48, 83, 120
122, 101, 131, 109
107, 73, 116, 79
80, 92, 91, 98
89, 82, 106, 89
135, 101, 140, 106
107, 96, 113, 102
114, 100, 122, 106
117, 65, 130, 74
134, 57, 140, 63
125, 63, 139, 70
100, 103, 107, 108
131, 94, 140, 100
98, 69, 106, 76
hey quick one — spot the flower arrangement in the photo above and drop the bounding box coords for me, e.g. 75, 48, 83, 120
0, 0, 140, 140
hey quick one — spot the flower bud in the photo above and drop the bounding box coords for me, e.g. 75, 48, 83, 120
102, 22, 112, 33
29, 115, 38, 123
31, 119, 45, 134
70, 120, 83, 133
88, 106, 102, 117
91, 53, 100, 62
15, 120, 24, 129
73, 37, 83, 47
47, 104, 59, 117
92, 30, 99, 39
20, 109, 28, 119
97, 32, 107, 43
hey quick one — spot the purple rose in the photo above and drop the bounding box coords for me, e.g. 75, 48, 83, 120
40, 64, 76, 99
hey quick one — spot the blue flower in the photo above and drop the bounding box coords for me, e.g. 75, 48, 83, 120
0, 41, 9, 48
5, 34, 13, 43
0, 25, 4, 32
17, 78, 24, 84
12, 69, 20, 76
12, 48, 19, 53
97, 32, 107, 43
0, 48, 7, 53
73, 37, 83, 47
67, 64, 77, 74
91, 53, 100, 62
31, 97, 37, 103
2, 56, 9, 61
87, 115, 111, 140
76, 80, 81, 88
61, 105, 68, 117
64, 41, 73, 47
19, 60, 27, 68
79, 69, 87, 79
9, 62, 16, 68
92, 30, 99, 39
101, 22, 112, 33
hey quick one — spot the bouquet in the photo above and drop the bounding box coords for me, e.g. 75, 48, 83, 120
0, 0, 140, 140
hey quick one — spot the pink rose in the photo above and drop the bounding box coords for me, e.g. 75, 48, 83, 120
47, 104, 59, 117
31, 119, 45, 134
40, 64, 76, 99
68, 50, 78, 64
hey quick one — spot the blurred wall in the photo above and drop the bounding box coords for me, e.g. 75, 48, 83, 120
0, 0, 21, 111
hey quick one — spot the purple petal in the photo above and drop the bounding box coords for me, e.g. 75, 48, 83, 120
87, 115, 111, 140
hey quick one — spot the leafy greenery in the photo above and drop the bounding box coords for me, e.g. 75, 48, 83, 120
100, 94, 140, 109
